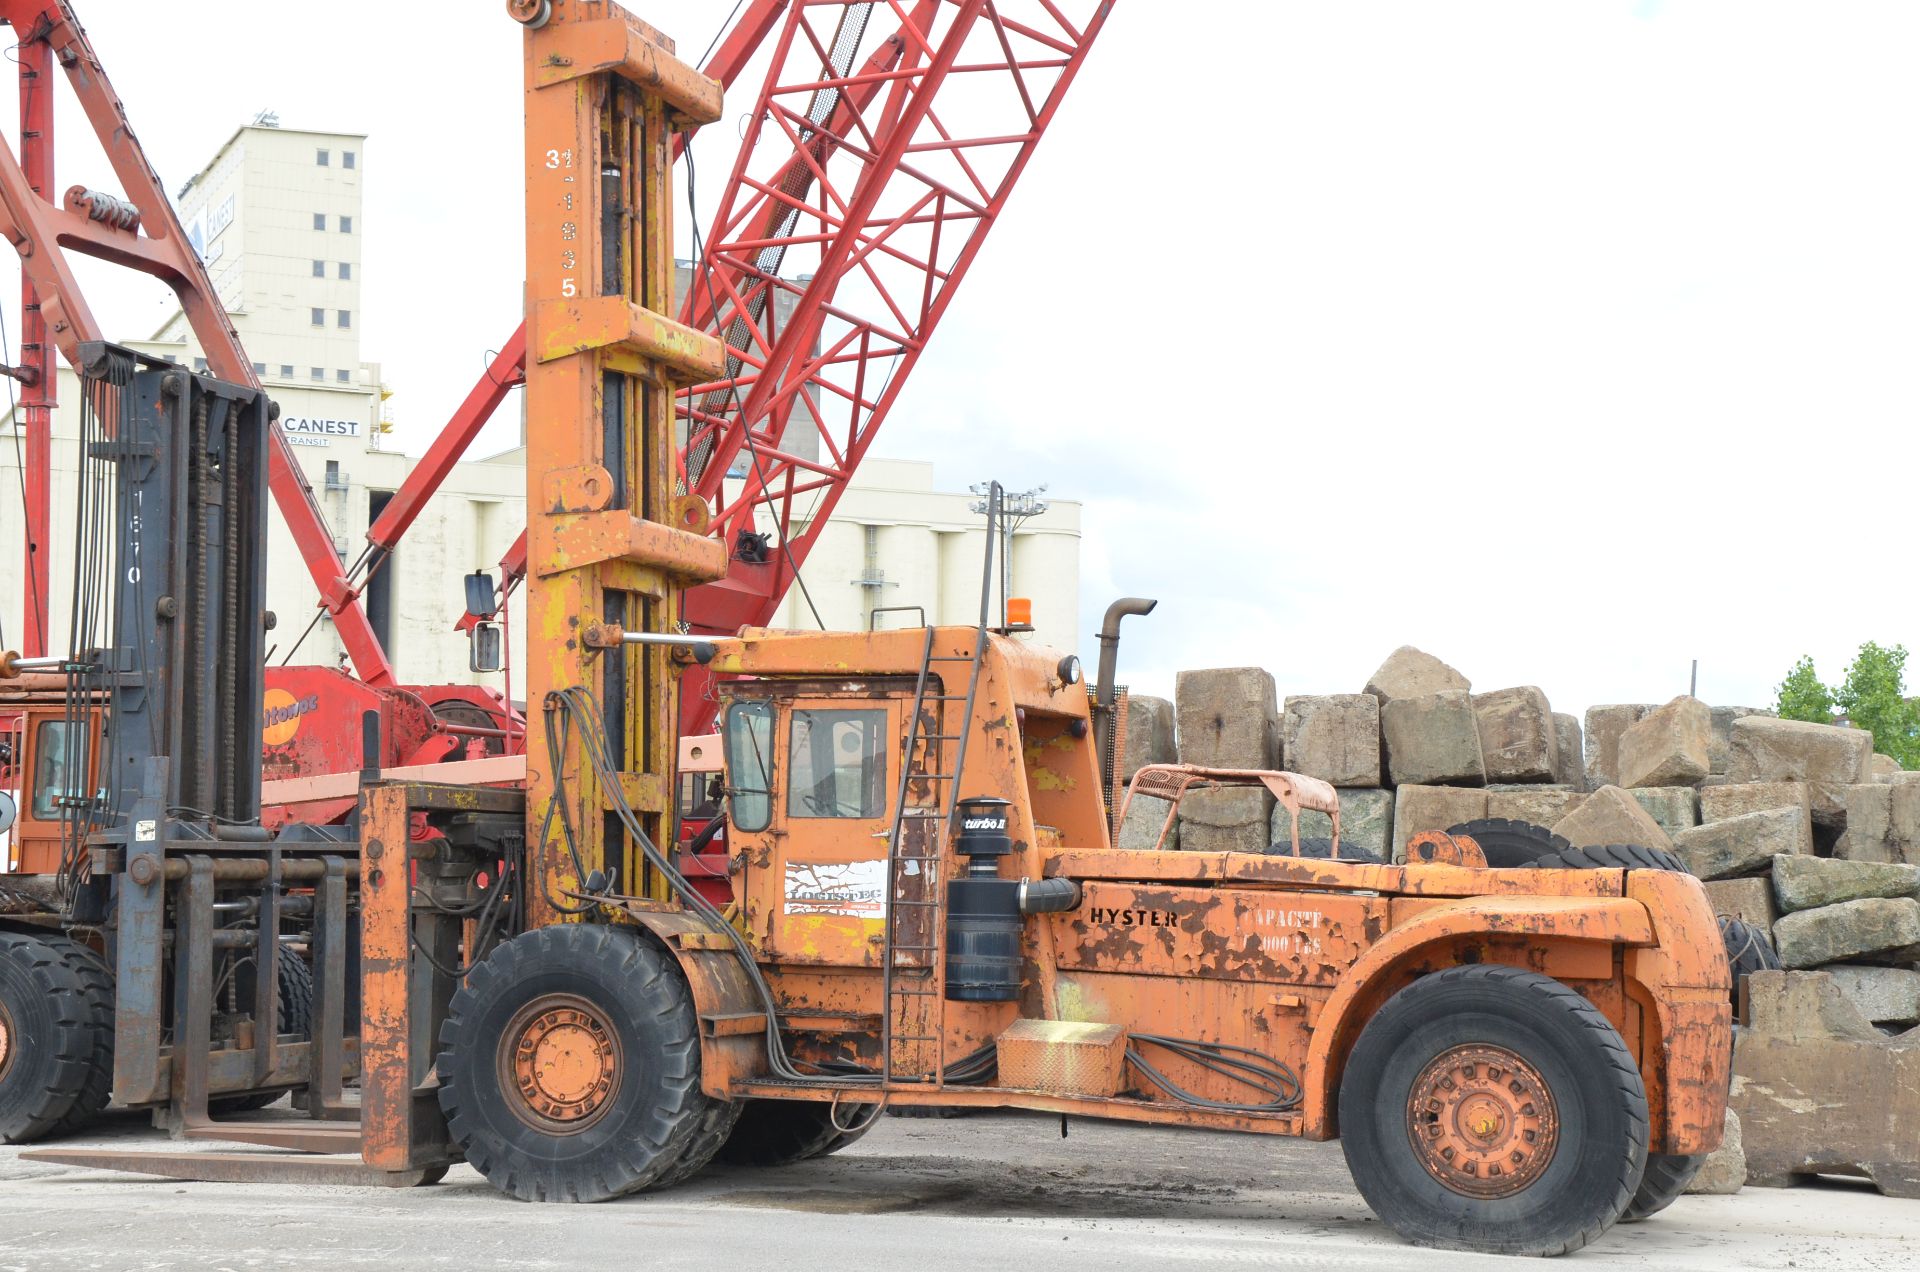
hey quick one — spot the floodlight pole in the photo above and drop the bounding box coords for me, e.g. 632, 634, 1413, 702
969, 481, 1049, 628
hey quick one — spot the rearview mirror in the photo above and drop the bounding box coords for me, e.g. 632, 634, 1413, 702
464, 570, 496, 619
469, 621, 502, 673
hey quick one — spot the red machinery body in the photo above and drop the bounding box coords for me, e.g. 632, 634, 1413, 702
258, 668, 523, 829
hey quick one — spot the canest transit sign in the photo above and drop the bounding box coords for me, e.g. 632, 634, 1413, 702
280, 417, 362, 449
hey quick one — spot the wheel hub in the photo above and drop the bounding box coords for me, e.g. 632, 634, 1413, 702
501, 994, 621, 1133
1407, 1043, 1559, 1199
0, 999, 13, 1083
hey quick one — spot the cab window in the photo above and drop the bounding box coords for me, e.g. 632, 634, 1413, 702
723, 700, 774, 832
32, 719, 81, 820
788, 709, 887, 819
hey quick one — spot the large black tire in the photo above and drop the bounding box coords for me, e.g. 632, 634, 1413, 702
1719, 915, 1781, 985
1338, 964, 1650, 1257
212, 953, 315, 1115
1270, 836, 1383, 864
1446, 818, 1572, 869
717, 1098, 877, 1167
652, 1093, 743, 1187
1531, 842, 1690, 874
1621, 1151, 1706, 1222
437, 924, 717, 1202
0, 930, 117, 1144
40, 935, 114, 1136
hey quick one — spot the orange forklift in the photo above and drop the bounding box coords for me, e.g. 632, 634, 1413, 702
2, 1, 1732, 1258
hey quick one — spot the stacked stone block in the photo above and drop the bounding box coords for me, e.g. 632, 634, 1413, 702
1173, 667, 1277, 854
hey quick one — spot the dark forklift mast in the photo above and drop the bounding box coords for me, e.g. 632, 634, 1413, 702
96, 351, 272, 830
28, 350, 365, 1161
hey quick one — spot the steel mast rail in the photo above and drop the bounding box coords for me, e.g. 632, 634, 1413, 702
0, 1, 393, 682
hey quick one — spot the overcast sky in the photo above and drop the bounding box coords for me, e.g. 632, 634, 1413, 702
27, 1, 1920, 720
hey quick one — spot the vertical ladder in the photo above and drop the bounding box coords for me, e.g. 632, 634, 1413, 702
879, 621, 989, 1083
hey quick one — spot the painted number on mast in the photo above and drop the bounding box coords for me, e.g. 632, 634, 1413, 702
546, 147, 577, 297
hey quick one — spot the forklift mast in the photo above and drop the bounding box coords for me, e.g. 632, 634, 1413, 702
516, 0, 727, 921
96, 355, 274, 831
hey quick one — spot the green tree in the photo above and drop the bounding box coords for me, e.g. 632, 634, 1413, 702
1775, 655, 1835, 724
1836, 642, 1920, 770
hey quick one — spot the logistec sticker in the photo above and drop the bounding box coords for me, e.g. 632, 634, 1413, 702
783, 860, 888, 919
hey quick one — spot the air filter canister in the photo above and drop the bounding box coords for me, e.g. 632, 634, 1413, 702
945, 876, 1022, 1002
946, 796, 1021, 1001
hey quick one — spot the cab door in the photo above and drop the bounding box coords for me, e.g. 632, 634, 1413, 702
11, 707, 99, 876
724, 691, 902, 966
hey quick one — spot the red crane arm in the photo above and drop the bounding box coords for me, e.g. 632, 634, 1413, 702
0, 2, 398, 683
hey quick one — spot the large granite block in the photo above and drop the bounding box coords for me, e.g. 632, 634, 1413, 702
1727, 716, 1874, 823
1618, 695, 1711, 788
1472, 686, 1558, 784
1551, 785, 1673, 853
1584, 704, 1653, 790
1381, 691, 1485, 787
1363, 646, 1469, 704
1176, 667, 1277, 768
1280, 694, 1381, 788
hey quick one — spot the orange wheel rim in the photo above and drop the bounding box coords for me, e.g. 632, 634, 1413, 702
1407, 1043, 1559, 1199
499, 994, 622, 1134
0, 999, 13, 1083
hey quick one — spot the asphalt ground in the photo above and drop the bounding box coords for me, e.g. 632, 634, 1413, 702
2, 1108, 1916, 1271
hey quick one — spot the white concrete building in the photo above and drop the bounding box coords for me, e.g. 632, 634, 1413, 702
768, 459, 1080, 651
0, 124, 1079, 691
0, 122, 529, 688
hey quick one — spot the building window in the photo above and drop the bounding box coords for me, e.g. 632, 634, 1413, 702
337, 310, 351, 329
339, 215, 353, 234
312, 212, 325, 231
338, 262, 351, 280
279, 364, 294, 378
342, 151, 356, 170
310, 367, 324, 381
312, 259, 325, 278
336, 369, 351, 383
316, 148, 329, 166
324, 459, 339, 485
193, 357, 208, 372
311, 307, 325, 326
252, 362, 266, 375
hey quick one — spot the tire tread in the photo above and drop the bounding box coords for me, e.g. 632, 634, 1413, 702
0, 930, 116, 1144
1445, 818, 1573, 868
1532, 842, 1689, 874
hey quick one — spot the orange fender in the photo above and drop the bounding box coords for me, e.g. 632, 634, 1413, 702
616, 903, 770, 1097
1299, 895, 1654, 1138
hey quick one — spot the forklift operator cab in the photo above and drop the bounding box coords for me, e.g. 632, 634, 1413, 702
723, 686, 913, 964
